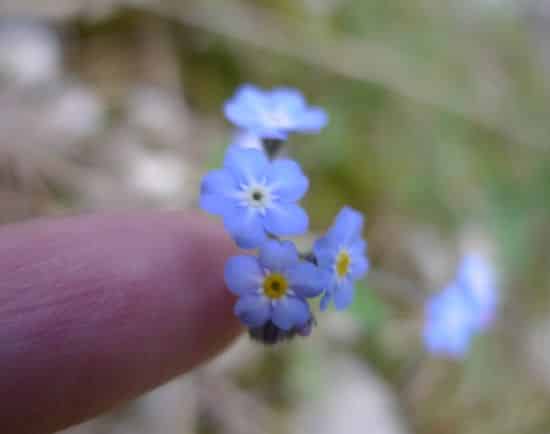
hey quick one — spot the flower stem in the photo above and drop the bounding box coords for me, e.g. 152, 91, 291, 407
262, 138, 284, 159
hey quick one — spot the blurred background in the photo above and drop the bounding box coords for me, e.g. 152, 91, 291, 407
1, 0, 550, 433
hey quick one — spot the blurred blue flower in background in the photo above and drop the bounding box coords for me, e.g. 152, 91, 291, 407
224, 84, 328, 140
457, 253, 497, 329
225, 240, 326, 330
200, 147, 309, 248
313, 206, 369, 310
424, 253, 498, 358
423, 284, 478, 358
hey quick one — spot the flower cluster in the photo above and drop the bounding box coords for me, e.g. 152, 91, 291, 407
423, 253, 497, 358
200, 84, 369, 344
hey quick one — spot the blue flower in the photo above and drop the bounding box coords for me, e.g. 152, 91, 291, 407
225, 240, 326, 330
423, 284, 478, 358
200, 147, 309, 248
224, 84, 328, 140
456, 253, 497, 330
313, 206, 369, 311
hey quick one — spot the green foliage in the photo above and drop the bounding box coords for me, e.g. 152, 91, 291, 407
350, 282, 389, 330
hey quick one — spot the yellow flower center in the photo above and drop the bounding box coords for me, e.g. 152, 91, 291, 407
263, 273, 289, 299
335, 249, 351, 278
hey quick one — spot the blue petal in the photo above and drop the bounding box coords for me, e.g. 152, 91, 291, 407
327, 207, 364, 246
201, 168, 237, 195
333, 280, 355, 310
223, 147, 269, 185
287, 262, 327, 298
423, 284, 478, 357
349, 255, 369, 280
264, 204, 308, 236
425, 285, 466, 320
234, 84, 266, 102
296, 107, 328, 132
234, 295, 271, 328
200, 195, 234, 216
224, 255, 263, 296
269, 87, 306, 113
266, 159, 309, 202
423, 319, 471, 358
223, 206, 268, 249
446, 329, 472, 357
348, 239, 367, 257
224, 84, 267, 129
320, 290, 332, 311
258, 240, 299, 272
312, 245, 335, 270
199, 169, 238, 215
271, 296, 310, 330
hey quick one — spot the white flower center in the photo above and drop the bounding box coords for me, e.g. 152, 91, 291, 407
235, 179, 276, 215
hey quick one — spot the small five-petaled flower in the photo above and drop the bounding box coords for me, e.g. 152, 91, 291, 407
224, 84, 328, 140
314, 207, 369, 310
225, 240, 326, 331
200, 146, 309, 249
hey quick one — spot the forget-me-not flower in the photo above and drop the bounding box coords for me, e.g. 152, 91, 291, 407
224, 84, 328, 140
423, 284, 478, 358
456, 253, 497, 330
200, 146, 309, 248
225, 240, 326, 330
313, 206, 369, 310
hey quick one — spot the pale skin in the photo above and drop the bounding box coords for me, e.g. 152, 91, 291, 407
0, 211, 241, 434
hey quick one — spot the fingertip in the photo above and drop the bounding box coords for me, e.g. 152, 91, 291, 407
0, 210, 242, 434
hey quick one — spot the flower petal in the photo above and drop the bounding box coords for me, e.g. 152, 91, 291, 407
318, 206, 364, 249
224, 255, 263, 296
224, 84, 267, 129
312, 245, 335, 270
423, 283, 479, 358
333, 280, 355, 310
234, 295, 271, 328
296, 107, 328, 132
200, 195, 234, 216
223, 147, 269, 185
258, 239, 299, 272
349, 255, 369, 280
287, 262, 327, 298
267, 159, 309, 202
199, 169, 238, 215
270, 87, 306, 111
264, 203, 308, 236
223, 206, 268, 249
423, 316, 472, 358
348, 239, 367, 258
271, 296, 310, 331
